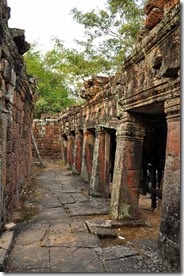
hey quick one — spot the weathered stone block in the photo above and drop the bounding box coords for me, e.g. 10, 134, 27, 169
144, 0, 165, 15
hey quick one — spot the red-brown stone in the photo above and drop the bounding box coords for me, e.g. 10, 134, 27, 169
144, 7, 164, 29
166, 121, 180, 157
144, 0, 166, 15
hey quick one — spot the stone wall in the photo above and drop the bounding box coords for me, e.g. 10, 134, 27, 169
32, 118, 61, 159
58, 0, 180, 268
0, 0, 35, 229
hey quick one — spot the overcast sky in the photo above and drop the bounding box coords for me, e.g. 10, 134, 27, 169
7, 0, 106, 52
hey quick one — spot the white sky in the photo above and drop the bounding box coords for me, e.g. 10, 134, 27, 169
7, 0, 106, 52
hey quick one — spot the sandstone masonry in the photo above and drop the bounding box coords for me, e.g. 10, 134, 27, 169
0, 0, 35, 229
56, 0, 180, 269
32, 116, 62, 159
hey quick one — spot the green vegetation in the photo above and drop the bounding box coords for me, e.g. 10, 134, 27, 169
25, 41, 80, 118
25, 0, 145, 118
71, 0, 145, 71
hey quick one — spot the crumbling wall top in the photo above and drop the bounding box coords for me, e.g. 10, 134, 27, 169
137, 0, 180, 42
80, 76, 111, 100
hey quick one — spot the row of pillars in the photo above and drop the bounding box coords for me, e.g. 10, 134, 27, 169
61, 126, 115, 199
61, 112, 147, 220
61, 98, 180, 265
61, 100, 180, 224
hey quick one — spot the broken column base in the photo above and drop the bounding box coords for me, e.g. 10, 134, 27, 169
88, 189, 104, 198
110, 202, 141, 221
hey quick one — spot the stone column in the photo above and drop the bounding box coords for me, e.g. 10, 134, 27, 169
110, 113, 145, 220
81, 128, 95, 182
66, 132, 75, 169
158, 97, 180, 268
61, 136, 67, 166
89, 127, 107, 197
72, 130, 83, 174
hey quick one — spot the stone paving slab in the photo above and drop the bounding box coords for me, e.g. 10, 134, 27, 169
40, 197, 62, 208
60, 184, 78, 190
59, 189, 81, 193
103, 255, 148, 273
50, 247, 105, 272
66, 198, 110, 216
32, 207, 67, 221
58, 193, 75, 204
48, 223, 71, 233
41, 232, 100, 248
17, 222, 50, 231
70, 221, 88, 233
7, 245, 50, 272
40, 180, 63, 189
94, 245, 138, 261
31, 214, 73, 225
49, 247, 76, 272
35, 171, 57, 180
71, 192, 88, 202
14, 228, 48, 246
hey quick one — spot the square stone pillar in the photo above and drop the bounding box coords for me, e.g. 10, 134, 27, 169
66, 132, 75, 169
158, 97, 180, 268
81, 128, 95, 182
61, 136, 67, 166
110, 113, 145, 220
89, 127, 107, 197
72, 130, 83, 174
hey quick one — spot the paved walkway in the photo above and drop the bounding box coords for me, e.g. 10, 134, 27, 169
4, 162, 178, 273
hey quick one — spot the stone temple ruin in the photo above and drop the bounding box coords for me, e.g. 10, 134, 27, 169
0, 0, 180, 269
0, 0, 36, 226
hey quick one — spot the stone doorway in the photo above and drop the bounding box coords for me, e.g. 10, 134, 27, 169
104, 128, 116, 197
139, 113, 167, 211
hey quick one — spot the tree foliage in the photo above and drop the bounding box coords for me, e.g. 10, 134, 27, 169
25, 1, 146, 117
24, 41, 78, 118
71, 0, 145, 72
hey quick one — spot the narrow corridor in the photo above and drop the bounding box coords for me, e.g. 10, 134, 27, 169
5, 161, 177, 272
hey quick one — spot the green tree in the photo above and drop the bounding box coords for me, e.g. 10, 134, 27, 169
25, 1, 146, 117
71, 0, 145, 72
24, 42, 78, 118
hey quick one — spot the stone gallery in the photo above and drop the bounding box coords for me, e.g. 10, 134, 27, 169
0, 0, 180, 270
